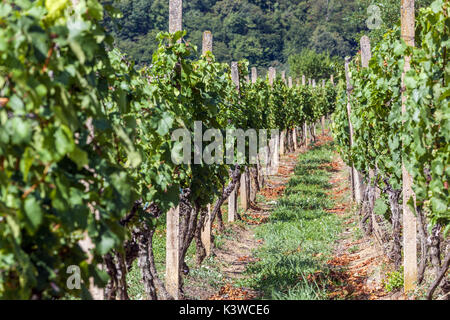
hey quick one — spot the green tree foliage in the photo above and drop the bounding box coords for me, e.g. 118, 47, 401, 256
288, 49, 338, 81
101, 0, 369, 70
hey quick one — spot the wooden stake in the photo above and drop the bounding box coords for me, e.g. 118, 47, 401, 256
166, 0, 182, 300
360, 35, 371, 68
280, 130, 286, 155
200, 31, 213, 256
360, 35, 376, 211
280, 73, 289, 156
303, 122, 308, 147
268, 67, 276, 86
240, 171, 249, 212
231, 61, 239, 93
251, 67, 257, 84
202, 30, 212, 56
401, 0, 417, 293
301, 75, 308, 146
228, 61, 240, 222
361, 35, 380, 242
321, 80, 326, 134
267, 68, 279, 172
169, 0, 182, 34
228, 188, 237, 223
201, 204, 212, 257
344, 57, 363, 203
293, 127, 298, 150
288, 76, 296, 149
165, 206, 180, 299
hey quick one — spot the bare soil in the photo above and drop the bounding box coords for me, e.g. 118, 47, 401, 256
325, 146, 401, 300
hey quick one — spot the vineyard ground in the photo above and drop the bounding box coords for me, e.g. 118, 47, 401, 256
127, 132, 400, 300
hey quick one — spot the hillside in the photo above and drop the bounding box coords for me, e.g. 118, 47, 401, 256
101, 0, 365, 69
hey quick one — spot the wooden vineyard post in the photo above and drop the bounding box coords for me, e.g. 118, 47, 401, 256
229, 62, 249, 213
266, 68, 272, 173
279, 71, 287, 156
169, 0, 182, 34
344, 57, 363, 203
166, 206, 180, 299
401, 0, 417, 293
202, 30, 212, 57
267, 67, 279, 175
268, 67, 276, 86
228, 186, 237, 222
288, 77, 297, 150
280, 132, 286, 156
166, 0, 182, 300
360, 36, 371, 69
302, 75, 309, 147
295, 77, 300, 149
357, 36, 372, 201
201, 204, 212, 257
361, 35, 383, 243
240, 170, 250, 212
360, 36, 373, 176
321, 79, 326, 135
252, 67, 266, 189
251, 67, 257, 84
199, 31, 213, 256
360, 37, 375, 189
311, 79, 317, 138
228, 61, 240, 222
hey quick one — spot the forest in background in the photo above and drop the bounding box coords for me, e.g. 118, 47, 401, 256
101, 0, 435, 77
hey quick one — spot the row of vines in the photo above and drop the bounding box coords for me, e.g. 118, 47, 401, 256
332, 0, 449, 299
0, 0, 336, 299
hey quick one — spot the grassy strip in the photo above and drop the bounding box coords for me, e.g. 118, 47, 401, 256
239, 141, 343, 300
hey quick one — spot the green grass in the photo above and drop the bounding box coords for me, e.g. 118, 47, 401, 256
241, 141, 343, 300
127, 207, 229, 299
127, 141, 344, 300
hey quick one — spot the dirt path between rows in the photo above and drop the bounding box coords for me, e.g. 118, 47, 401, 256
184, 133, 397, 300
203, 142, 307, 300
324, 141, 401, 300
